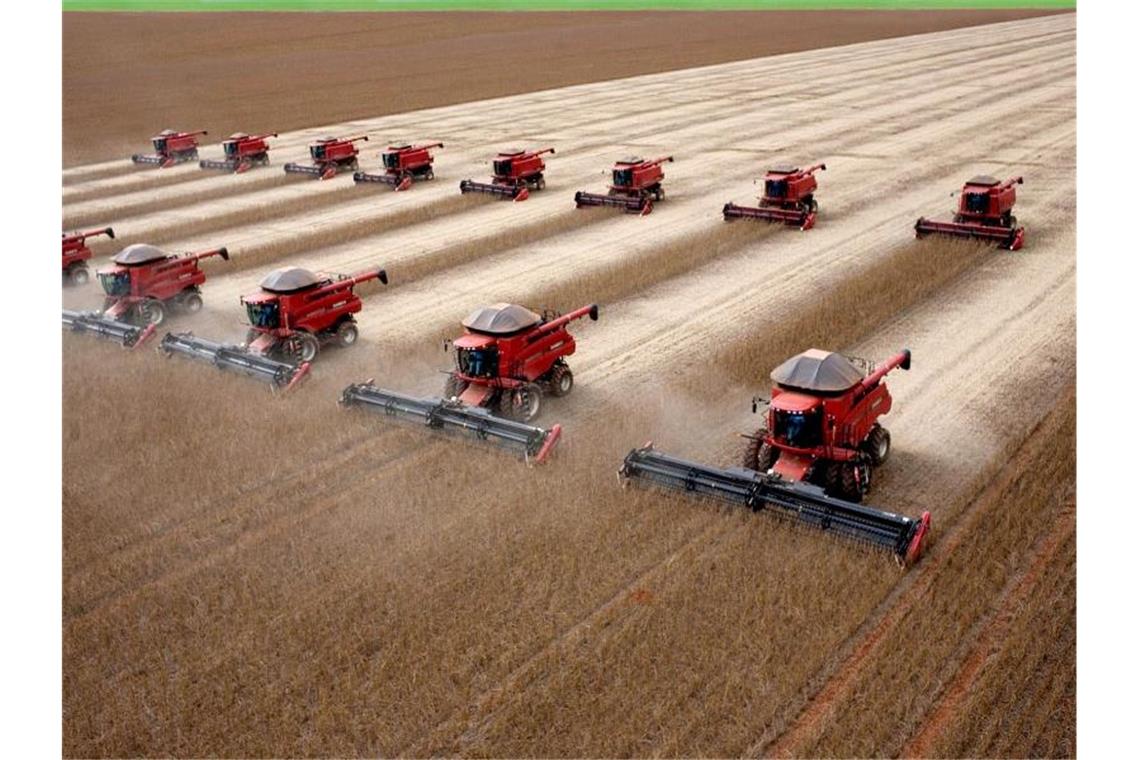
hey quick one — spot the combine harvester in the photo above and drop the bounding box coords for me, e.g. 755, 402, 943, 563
340, 302, 599, 463
62, 226, 114, 286
724, 163, 826, 230
354, 142, 444, 190
199, 132, 278, 174
620, 348, 931, 565
460, 147, 554, 202
161, 265, 388, 392
915, 175, 1026, 250
62, 244, 229, 349
284, 135, 368, 180
131, 129, 208, 168
574, 156, 673, 216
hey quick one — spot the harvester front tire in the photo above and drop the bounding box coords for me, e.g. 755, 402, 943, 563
863, 424, 891, 466
741, 429, 777, 472
335, 321, 358, 348
502, 383, 541, 422
838, 460, 872, 503
548, 363, 574, 397
443, 374, 468, 399
285, 332, 319, 363
139, 299, 165, 326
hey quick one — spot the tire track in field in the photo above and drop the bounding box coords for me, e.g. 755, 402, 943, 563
899, 507, 1075, 757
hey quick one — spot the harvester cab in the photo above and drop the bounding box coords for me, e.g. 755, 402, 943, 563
284, 134, 368, 180
724, 163, 825, 230
618, 347, 931, 566
460, 146, 555, 201
131, 129, 207, 168
354, 142, 444, 190
915, 175, 1025, 250
575, 155, 674, 215
338, 301, 599, 464
63, 243, 228, 349
62, 226, 114, 286
199, 132, 278, 173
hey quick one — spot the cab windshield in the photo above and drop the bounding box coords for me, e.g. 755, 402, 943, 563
245, 300, 280, 329
765, 178, 788, 199
456, 345, 499, 378
612, 168, 633, 188
311, 143, 327, 160
493, 159, 514, 177
383, 152, 401, 169
963, 192, 989, 214
98, 271, 131, 297
773, 407, 822, 449
152, 137, 167, 153
224, 141, 240, 157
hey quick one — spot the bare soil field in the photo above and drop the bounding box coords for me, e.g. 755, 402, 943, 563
62, 13, 1075, 757
63, 8, 1064, 167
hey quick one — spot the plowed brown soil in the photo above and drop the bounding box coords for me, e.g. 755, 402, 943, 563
64, 8, 1062, 166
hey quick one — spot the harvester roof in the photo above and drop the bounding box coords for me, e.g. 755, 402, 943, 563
260, 267, 321, 293
617, 156, 645, 165
113, 243, 168, 266
768, 164, 799, 174
771, 349, 864, 393
966, 175, 1000, 186
499, 148, 524, 156
462, 303, 541, 335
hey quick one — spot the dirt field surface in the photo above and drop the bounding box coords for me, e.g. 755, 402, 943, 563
63, 8, 1065, 166
63, 13, 1075, 757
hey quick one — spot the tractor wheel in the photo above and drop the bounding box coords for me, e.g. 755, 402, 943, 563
285, 332, 319, 363
179, 291, 203, 314
863, 424, 891, 466
424, 168, 435, 181
535, 176, 546, 191
501, 383, 541, 422
1008, 215, 1018, 229
443, 373, 468, 399
547, 363, 574, 397
335, 320, 359, 348
837, 459, 872, 503
69, 266, 89, 286
138, 299, 165, 326
741, 429, 777, 472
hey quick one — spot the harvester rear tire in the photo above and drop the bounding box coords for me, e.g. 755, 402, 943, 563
180, 292, 203, 313
548, 363, 574, 397
535, 177, 546, 191
443, 374, 468, 399
501, 383, 541, 422
69, 266, 89, 286
138, 299, 165, 326
863, 425, 891, 466
335, 321, 358, 348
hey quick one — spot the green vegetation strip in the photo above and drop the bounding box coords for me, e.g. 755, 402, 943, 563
64, 1, 1077, 13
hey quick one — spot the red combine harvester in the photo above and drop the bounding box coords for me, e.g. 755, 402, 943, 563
619, 348, 931, 566
284, 135, 368, 180
131, 129, 208, 168
62, 243, 229, 349
340, 302, 599, 463
354, 142, 444, 190
62, 226, 114, 286
460, 147, 554, 201
575, 156, 674, 215
161, 265, 388, 391
915, 175, 1026, 250
724, 163, 826, 230
199, 132, 278, 173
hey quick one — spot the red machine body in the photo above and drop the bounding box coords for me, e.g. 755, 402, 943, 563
915, 175, 1025, 250
62, 226, 114, 285
724, 163, 826, 229
354, 142, 444, 190
97, 244, 229, 325
131, 129, 208, 168
199, 132, 278, 173
241, 266, 389, 362
284, 134, 368, 180
459, 147, 555, 201
444, 303, 600, 421
575, 155, 674, 215
743, 348, 911, 502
